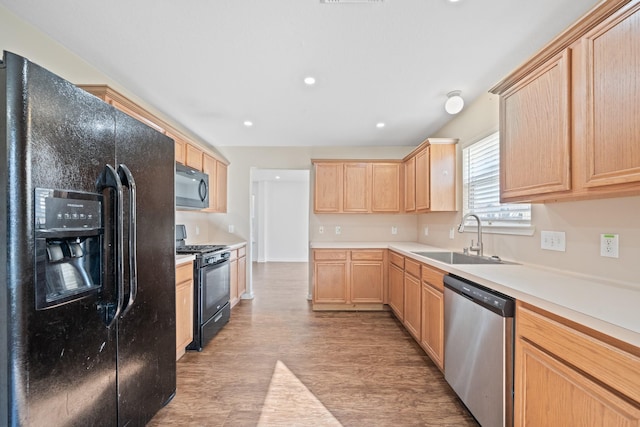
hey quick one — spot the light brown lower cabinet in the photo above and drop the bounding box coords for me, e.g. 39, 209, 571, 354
403, 259, 422, 340
420, 277, 444, 370
175, 262, 194, 361
388, 255, 404, 320
312, 249, 386, 310
514, 302, 640, 426
230, 245, 247, 308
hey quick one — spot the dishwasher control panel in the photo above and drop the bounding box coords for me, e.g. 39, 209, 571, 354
444, 274, 515, 317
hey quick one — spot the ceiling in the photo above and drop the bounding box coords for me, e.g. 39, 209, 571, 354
1, 0, 600, 148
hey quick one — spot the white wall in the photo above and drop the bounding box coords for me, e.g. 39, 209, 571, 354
261, 180, 309, 262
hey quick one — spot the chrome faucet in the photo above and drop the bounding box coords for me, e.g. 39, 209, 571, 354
458, 213, 483, 257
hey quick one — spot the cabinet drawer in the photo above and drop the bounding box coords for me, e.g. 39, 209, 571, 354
176, 262, 193, 285
389, 251, 404, 268
405, 259, 421, 278
228, 249, 238, 261
421, 264, 445, 292
313, 250, 348, 261
351, 249, 384, 261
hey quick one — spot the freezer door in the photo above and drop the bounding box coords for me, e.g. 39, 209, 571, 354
113, 110, 176, 426
2, 51, 118, 426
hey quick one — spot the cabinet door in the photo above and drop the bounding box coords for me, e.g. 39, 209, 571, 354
314, 262, 348, 303
429, 143, 457, 212
415, 147, 430, 211
314, 163, 343, 213
350, 261, 384, 303
516, 339, 640, 426
230, 256, 239, 306
215, 161, 227, 213
175, 263, 193, 360
371, 163, 400, 213
185, 143, 204, 170
421, 283, 444, 370
500, 49, 572, 200
174, 137, 186, 165
343, 163, 371, 212
581, 3, 640, 188
403, 273, 421, 340
202, 154, 217, 213
404, 157, 416, 212
237, 251, 246, 298
388, 263, 404, 320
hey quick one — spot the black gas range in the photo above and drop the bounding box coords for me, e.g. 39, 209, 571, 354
175, 225, 231, 351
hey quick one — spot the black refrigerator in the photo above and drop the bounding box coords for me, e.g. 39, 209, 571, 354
0, 51, 176, 426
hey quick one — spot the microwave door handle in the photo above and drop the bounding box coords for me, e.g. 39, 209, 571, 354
199, 179, 208, 202
95, 164, 125, 328
117, 164, 138, 318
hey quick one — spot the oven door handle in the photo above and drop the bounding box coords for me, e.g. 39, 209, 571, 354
95, 164, 125, 328
118, 164, 138, 318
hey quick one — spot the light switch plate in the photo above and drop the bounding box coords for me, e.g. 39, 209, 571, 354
391, 226, 398, 235
335, 226, 341, 235
541, 230, 566, 251
600, 233, 619, 258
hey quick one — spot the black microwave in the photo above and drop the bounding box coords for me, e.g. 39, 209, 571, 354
175, 163, 209, 209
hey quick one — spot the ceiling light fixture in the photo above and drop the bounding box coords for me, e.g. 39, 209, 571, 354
444, 90, 464, 115
243, 120, 253, 127
304, 76, 316, 85
376, 122, 385, 128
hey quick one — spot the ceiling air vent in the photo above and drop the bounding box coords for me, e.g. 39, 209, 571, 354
321, 0, 384, 3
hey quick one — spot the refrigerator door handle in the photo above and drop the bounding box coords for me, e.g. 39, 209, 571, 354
96, 164, 126, 328
118, 164, 138, 317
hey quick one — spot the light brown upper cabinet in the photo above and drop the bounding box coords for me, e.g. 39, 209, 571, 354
491, 0, 640, 203
371, 163, 401, 212
185, 143, 204, 171
343, 163, 371, 213
201, 153, 228, 213
312, 161, 401, 214
403, 139, 457, 213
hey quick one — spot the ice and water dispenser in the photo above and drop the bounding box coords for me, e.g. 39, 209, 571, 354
34, 188, 103, 309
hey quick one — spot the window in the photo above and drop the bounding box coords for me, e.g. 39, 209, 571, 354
462, 132, 532, 233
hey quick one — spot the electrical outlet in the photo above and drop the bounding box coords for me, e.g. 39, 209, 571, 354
424, 227, 429, 236
391, 226, 398, 235
319, 226, 324, 234
195, 226, 200, 235
449, 228, 455, 239
541, 230, 566, 251
600, 233, 619, 258
228, 225, 235, 233
335, 226, 341, 235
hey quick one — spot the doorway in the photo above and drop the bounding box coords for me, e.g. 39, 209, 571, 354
250, 168, 310, 263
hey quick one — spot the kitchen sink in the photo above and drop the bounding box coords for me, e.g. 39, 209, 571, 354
412, 251, 515, 265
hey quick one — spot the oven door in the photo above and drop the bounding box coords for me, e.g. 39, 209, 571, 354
200, 259, 230, 321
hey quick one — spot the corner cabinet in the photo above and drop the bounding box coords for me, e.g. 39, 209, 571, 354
312, 161, 401, 214
312, 249, 386, 310
402, 138, 457, 213
514, 302, 640, 426
175, 261, 194, 361
491, 0, 640, 203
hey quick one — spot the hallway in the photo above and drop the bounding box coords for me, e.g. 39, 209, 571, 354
149, 262, 477, 426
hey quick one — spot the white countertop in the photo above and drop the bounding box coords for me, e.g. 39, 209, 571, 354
176, 254, 195, 265
311, 241, 640, 347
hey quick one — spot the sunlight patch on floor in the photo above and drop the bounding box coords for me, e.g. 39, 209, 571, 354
257, 360, 343, 427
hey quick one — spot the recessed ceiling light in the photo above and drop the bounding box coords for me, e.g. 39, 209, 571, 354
275, 176, 281, 180
243, 120, 253, 127
376, 122, 385, 128
304, 76, 316, 85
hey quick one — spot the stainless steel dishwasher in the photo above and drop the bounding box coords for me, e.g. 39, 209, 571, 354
444, 274, 515, 427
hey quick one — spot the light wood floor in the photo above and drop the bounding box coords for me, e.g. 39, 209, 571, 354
149, 262, 478, 426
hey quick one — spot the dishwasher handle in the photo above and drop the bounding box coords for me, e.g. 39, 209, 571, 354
444, 274, 515, 317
